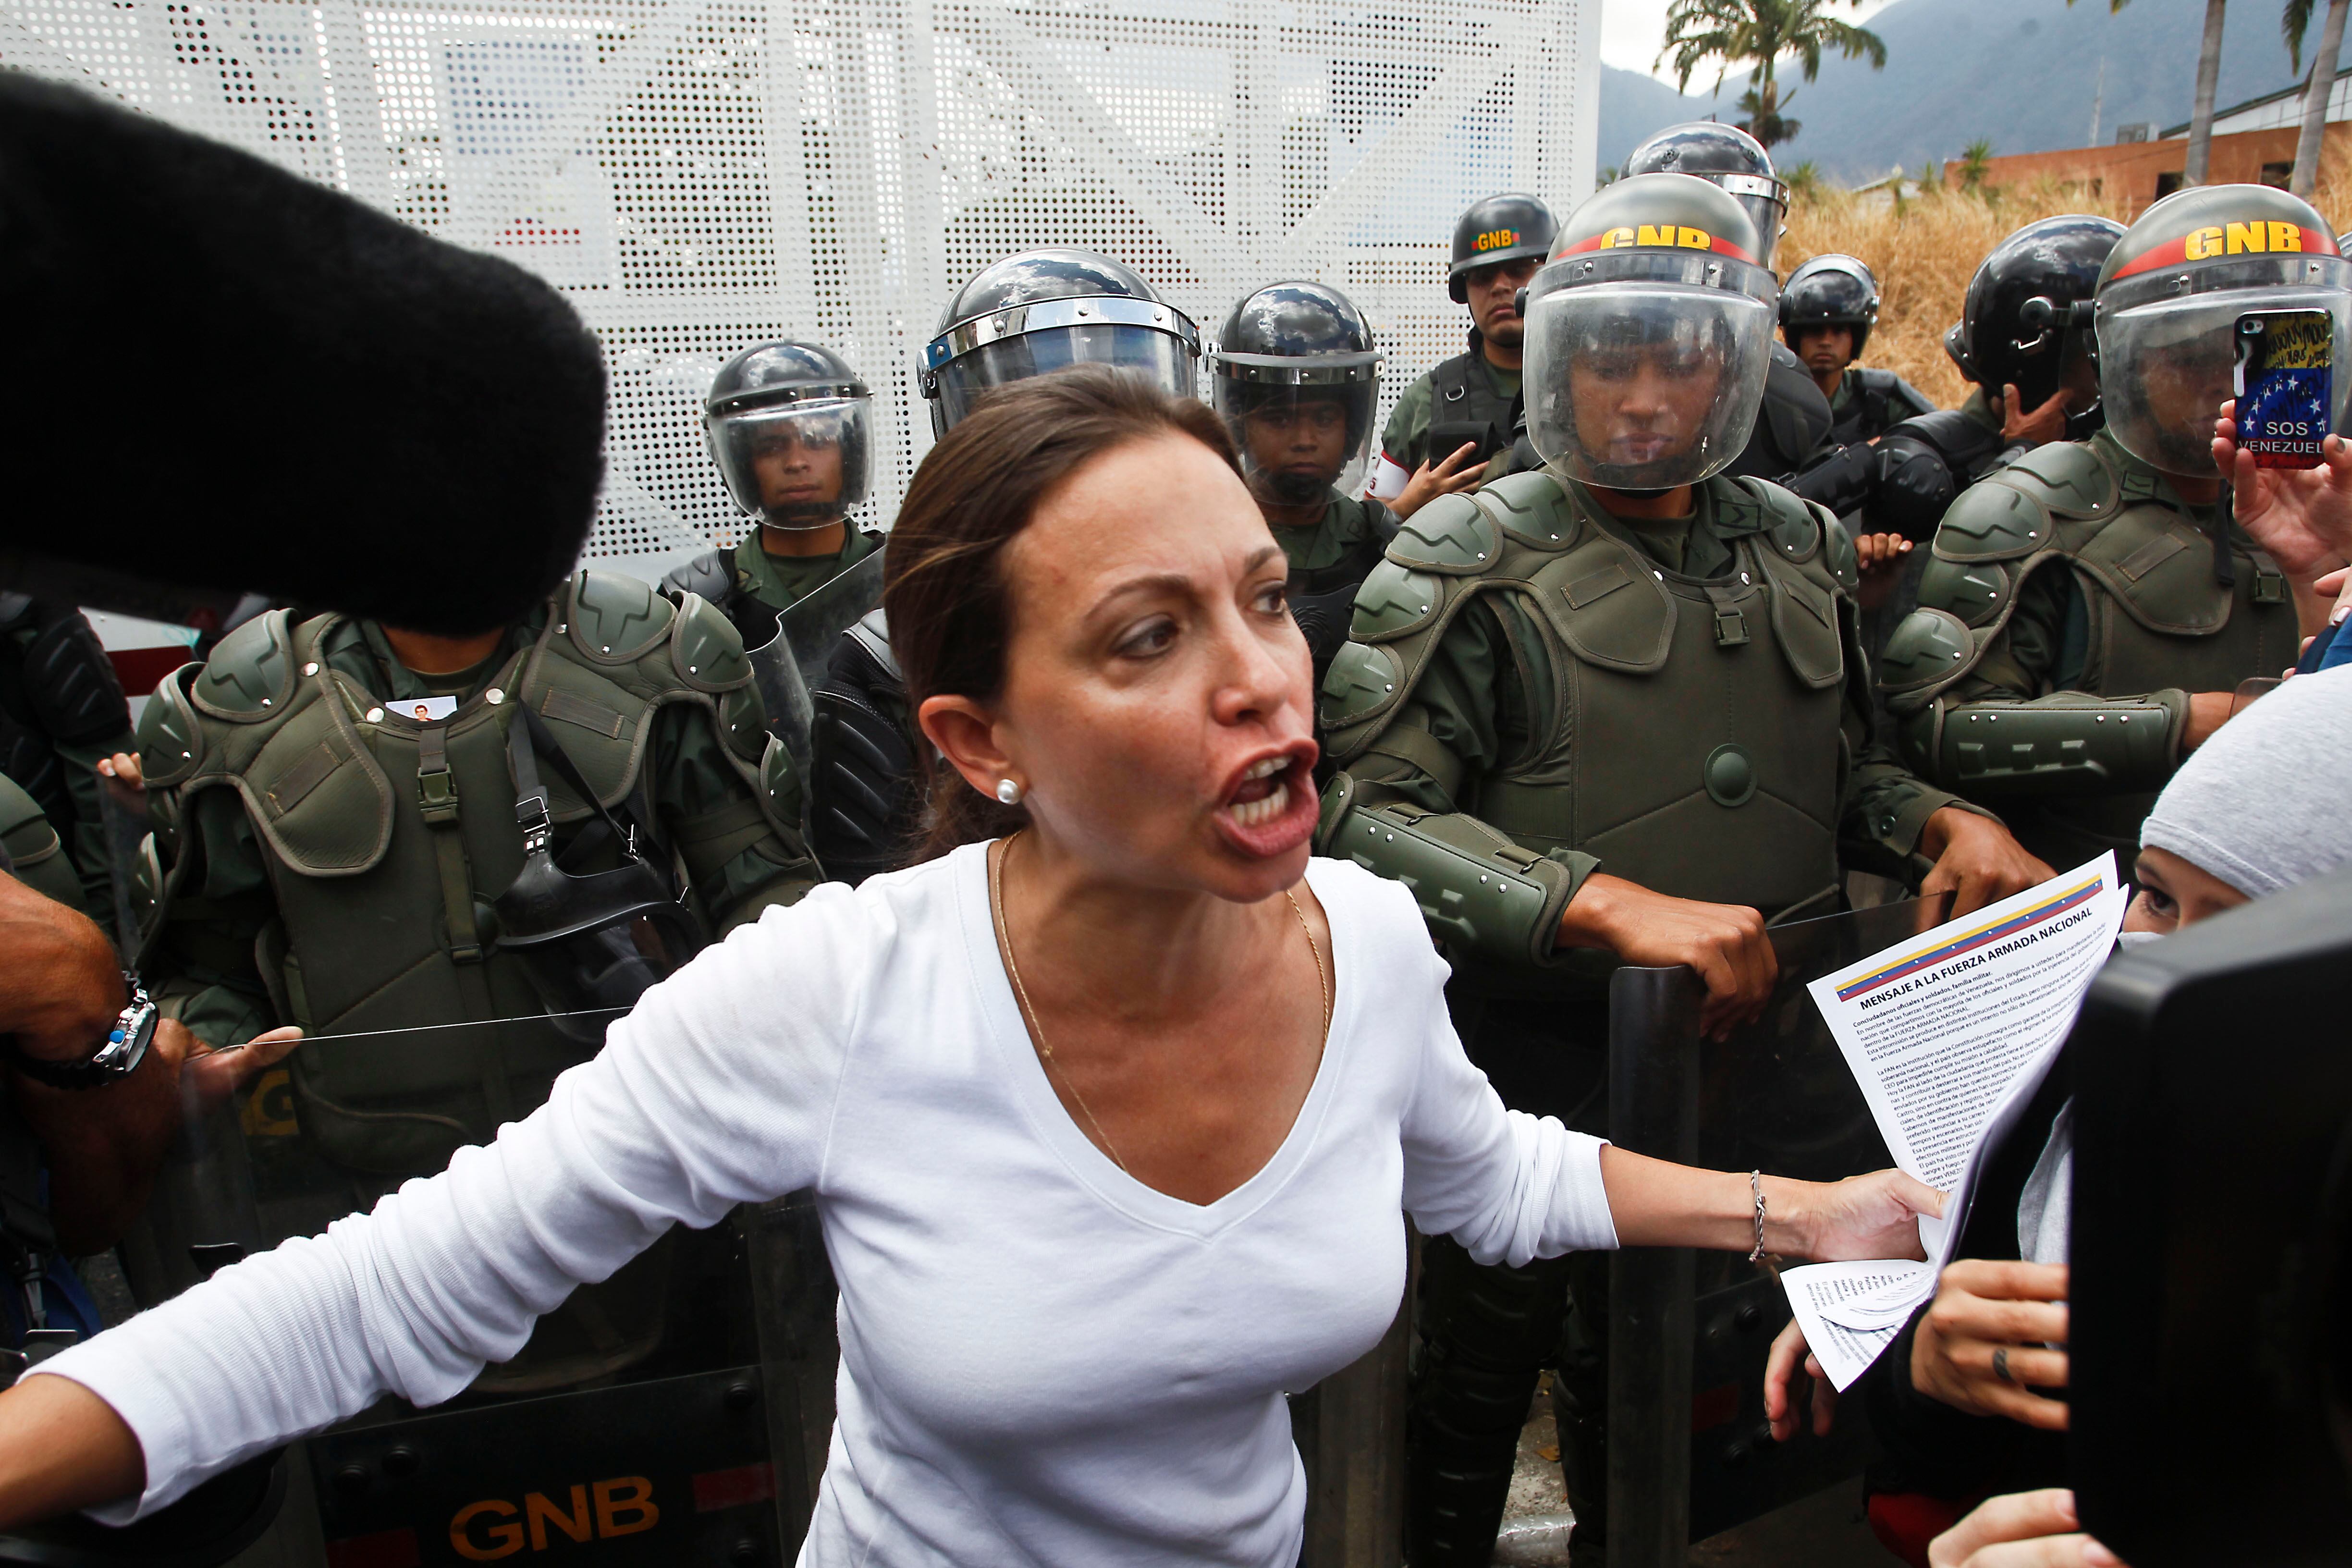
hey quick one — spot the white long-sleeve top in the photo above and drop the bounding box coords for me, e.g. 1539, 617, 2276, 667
37, 846, 1617, 1567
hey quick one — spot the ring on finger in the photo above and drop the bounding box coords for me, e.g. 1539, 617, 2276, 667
1992, 1346, 2013, 1384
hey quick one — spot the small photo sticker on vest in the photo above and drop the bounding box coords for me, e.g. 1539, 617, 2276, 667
403, 695, 459, 723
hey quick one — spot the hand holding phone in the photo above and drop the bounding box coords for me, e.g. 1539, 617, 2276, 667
2233, 309, 2336, 470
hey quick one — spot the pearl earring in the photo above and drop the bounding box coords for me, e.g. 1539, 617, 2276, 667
995, 778, 1024, 806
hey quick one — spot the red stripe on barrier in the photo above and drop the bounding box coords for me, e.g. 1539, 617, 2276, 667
324, 1528, 420, 1568
109, 645, 191, 697
692, 1462, 776, 1513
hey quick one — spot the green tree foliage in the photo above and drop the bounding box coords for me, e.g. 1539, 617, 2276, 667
1656, 0, 1889, 151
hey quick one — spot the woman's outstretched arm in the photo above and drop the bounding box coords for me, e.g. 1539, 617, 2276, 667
1597, 1145, 1942, 1261
0, 1376, 143, 1530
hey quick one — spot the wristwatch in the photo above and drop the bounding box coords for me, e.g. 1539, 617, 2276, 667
5, 975, 160, 1090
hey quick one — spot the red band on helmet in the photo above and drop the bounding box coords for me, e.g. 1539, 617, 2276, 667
1554, 225, 1756, 264
2109, 221, 2341, 281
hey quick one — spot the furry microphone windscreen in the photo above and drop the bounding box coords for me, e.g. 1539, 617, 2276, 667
0, 72, 608, 635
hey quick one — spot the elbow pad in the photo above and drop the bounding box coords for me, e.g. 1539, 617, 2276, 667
1871, 435, 1960, 543
1322, 773, 1570, 969
1921, 692, 2185, 796
1781, 442, 1876, 517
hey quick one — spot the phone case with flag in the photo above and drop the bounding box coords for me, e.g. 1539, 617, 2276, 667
2234, 309, 2334, 469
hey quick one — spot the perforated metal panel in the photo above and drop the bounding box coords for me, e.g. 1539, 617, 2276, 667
4, 0, 1597, 577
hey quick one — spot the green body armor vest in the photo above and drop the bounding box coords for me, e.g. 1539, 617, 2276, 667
139, 571, 775, 1178
1322, 471, 1856, 957
1881, 438, 2301, 867
0, 773, 89, 916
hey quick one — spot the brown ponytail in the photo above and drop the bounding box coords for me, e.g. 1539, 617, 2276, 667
882, 364, 1239, 863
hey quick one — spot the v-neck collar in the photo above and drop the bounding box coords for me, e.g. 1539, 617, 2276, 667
950, 842, 1355, 1240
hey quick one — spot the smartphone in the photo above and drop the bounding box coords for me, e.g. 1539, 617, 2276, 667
2233, 309, 2335, 469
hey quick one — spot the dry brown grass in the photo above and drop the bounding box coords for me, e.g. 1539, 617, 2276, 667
1781, 151, 2352, 408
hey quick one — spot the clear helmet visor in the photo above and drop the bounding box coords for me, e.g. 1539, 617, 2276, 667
705, 396, 873, 530
2098, 268, 2352, 474
1211, 374, 1380, 507
1525, 280, 1775, 490
931, 325, 1197, 434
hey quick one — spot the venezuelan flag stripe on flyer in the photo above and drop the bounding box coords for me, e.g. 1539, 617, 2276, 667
1833, 872, 2109, 1002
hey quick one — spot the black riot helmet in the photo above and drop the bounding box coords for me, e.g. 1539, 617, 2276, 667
704, 341, 873, 531
1448, 193, 1559, 303
1622, 122, 1790, 271
1208, 281, 1384, 505
1945, 213, 2126, 424
1779, 253, 1881, 356
920, 249, 1201, 439
1522, 174, 1779, 490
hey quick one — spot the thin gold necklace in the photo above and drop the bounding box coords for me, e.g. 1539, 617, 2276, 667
988, 830, 1331, 1175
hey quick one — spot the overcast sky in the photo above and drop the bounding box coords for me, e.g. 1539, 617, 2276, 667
1598, 0, 1903, 86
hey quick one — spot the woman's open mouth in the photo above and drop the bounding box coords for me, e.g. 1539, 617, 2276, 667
1214, 747, 1321, 858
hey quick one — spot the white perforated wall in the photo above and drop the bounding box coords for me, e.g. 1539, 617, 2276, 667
3, 0, 1598, 577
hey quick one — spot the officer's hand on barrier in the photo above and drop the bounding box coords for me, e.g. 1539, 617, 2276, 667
1389, 442, 1483, 521
1997, 385, 2070, 450
1911, 1259, 2070, 1430
1854, 531, 1913, 611
2215, 401, 2352, 584
1929, 1490, 2122, 1568
165, 1022, 305, 1120
2180, 690, 2238, 750
1918, 808, 2052, 920
97, 751, 143, 789
1554, 874, 1774, 1040
1764, 1317, 1836, 1441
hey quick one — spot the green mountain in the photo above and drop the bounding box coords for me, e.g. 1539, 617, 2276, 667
1598, 0, 2317, 184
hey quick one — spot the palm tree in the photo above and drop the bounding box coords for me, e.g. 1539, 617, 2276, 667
2072, 0, 2225, 187
2286, 0, 2350, 197
1655, 0, 1889, 152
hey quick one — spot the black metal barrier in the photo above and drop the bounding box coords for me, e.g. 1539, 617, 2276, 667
1290, 1285, 1411, 1568
1604, 895, 1948, 1566
39, 1017, 840, 1568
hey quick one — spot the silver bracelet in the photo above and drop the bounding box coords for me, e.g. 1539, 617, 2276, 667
1748, 1169, 1768, 1263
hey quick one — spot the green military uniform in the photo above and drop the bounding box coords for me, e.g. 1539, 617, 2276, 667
1880, 430, 2301, 873
0, 772, 92, 916
1379, 336, 1520, 475
130, 569, 813, 1381
665, 525, 885, 653
1277, 493, 1397, 683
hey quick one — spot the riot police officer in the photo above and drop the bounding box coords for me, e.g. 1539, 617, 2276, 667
1881, 186, 2343, 875
1780, 254, 1934, 442
132, 571, 815, 1373
1208, 280, 1395, 677
1313, 176, 2050, 1567
1368, 194, 1555, 518
0, 598, 137, 939
1623, 122, 1833, 480
662, 342, 884, 653
806, 249, 1201, 886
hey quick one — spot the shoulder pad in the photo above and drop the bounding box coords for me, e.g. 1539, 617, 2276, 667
669, 590, 755, 693
759, 733, 805, 833
136, 665, 208, 788
1386, 492, 1501, 575
1317, 639, 1405, 736
1474, 471, 1575, 548
1348, 558, 1445, 643
1823, 513, 1860, 593
1934, 474, 2056, 562
0, 772, 50, 844
1882, 407, 2001, 469
21, 611, 130, 746
1727, 475, 1824, 564
661, 548, 734, 606
838, 609, 902, 688
1878, 607, 1976, 699
1856, 368, 1899, 395
188, 608, 298, 722
1916, 552, 2014, 629
564, 570, 677, 666
1987, 439, 2116, 518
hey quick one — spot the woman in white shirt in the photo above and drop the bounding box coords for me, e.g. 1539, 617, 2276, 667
0, 365, 1938, 1566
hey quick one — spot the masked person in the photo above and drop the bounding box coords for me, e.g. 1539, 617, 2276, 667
662, 342, 883, 653
1314, 174, 2052, 1568
129, 570, 816, 1378
1368, 195, 1555, 520
1209, 281, 1395, 679
1781, 255, 1934, 444
1880, 187, 2344, 878
806, 248, 1201, 887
